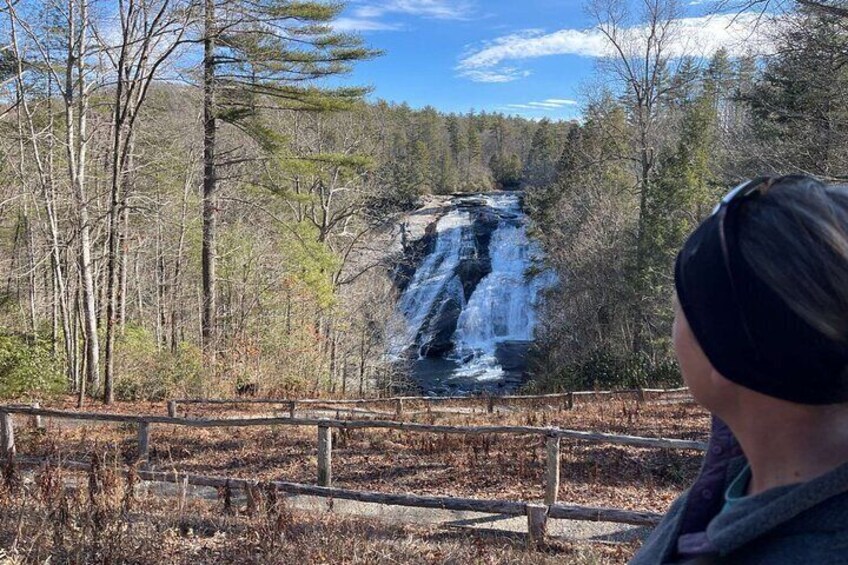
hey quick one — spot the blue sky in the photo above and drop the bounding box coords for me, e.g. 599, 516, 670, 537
335, 0, 769, 121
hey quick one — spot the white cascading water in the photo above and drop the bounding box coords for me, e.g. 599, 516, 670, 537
391, 192, 553, 389
389, 209, 473, 356
450, 194, 552, 381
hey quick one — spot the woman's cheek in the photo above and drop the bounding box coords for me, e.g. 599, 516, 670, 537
673, 309, 712, 401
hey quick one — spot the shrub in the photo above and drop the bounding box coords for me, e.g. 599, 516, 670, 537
0, 333, 65, 399
526, 348, 682, 393
113, 326, 205, 401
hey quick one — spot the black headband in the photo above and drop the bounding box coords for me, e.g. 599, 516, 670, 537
674, 198, 848, 405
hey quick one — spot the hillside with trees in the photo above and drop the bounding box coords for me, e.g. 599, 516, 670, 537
525, 3, 848, 392
0, 0, 563, 404
2, 0, 847, 403
3, 0, 848, 563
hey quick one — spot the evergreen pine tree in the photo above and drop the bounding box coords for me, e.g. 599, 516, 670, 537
199, 0, 378, 345
523, 119, 560, 188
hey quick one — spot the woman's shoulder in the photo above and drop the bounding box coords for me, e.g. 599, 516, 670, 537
710, 467, 848, 563
731, 523, 848, 565
630, 463, 848, 564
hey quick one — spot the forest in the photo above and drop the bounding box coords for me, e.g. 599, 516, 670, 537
1, 0, 846, 404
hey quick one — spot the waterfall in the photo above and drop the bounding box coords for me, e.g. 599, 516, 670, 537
392, 192, 554, 394
389, 209, 473, 357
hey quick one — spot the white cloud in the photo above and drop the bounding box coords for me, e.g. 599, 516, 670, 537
461, 28, 607, 71
505, 99, 581, 112
349, 0, 474, 24
333, 17, 403, 31
528, 101, 567, 108
458, 13, 774, 82
338, 1, 474, 32
462, 68, 531, 83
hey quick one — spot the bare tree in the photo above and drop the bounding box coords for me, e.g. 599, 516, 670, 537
62, 0, 99, 403
99, 0, 192, 403
4, 0, 77, 388
589, 0, 685, 354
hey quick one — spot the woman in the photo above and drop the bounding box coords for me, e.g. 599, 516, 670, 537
631, 175, 848, 564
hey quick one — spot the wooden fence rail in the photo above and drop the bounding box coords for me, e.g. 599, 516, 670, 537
0, 405, 707, 450
13, 456, 662, 544
168, 387, 692, 418
1, 405, 697, 543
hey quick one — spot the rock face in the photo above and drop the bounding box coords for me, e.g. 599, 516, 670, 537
389, 191, 553, 396
495, 341, 531, 372
390, 196, 453, 294
418, 276, 465, 357
456, 258, 491, 302
393, 223, 436, 295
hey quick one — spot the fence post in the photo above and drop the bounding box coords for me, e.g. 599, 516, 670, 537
167, 401, 178, 418
545, 435, 561, 505
487, 395, 495, 414
31, 402, 44, 430
526, 503, 548, 547
0, 412, 15, 458
137, 422, 150, 465
318, 425, 332, 486
395, 399, 404, 418
637, 387, 646, 402
289, 401, 296, 419
566, 392, 574, 410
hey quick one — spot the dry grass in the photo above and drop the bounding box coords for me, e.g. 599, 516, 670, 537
20, 397, 708, 512
2, 397, 710, 563
0, 458, 637, 564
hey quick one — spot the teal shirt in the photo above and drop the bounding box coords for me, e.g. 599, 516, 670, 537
722, 464, 752, 513
631, 418, 848, 564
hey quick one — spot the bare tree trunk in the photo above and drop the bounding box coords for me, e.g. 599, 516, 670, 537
359, 327, 367, 396
70, 278, 79, 392
75, 277, 87, 407
118, 193, 130, 329
63, 0, 99, 400
201, 0, 218, 352
170, 169, 191, 352
135, 242, 145, 323
328, 325, 338, 394
104, 148, 122, 404
48, 103, 75, 390
285, 285, 292, 334
6, 219, 21, 307
155, 221, 166, 351
341, 359, 348, 396
631, 148, 651, 355
24, 208, 38, 335
51, 268, 59, 355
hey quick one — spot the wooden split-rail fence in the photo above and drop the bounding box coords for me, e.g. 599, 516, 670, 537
0, 402, 704, 544
167, 386, 693, 419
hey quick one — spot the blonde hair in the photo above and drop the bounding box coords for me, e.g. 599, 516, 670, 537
737, 175, 848, 343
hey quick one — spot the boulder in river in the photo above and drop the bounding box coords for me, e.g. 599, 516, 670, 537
495, 341, 532, 372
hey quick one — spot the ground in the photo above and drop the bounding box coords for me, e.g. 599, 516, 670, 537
0, 395, 710, 564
